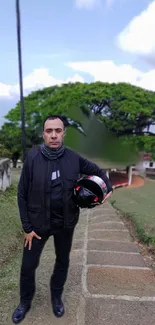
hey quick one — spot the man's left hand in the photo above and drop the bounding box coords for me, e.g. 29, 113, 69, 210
101, 190, 113, 204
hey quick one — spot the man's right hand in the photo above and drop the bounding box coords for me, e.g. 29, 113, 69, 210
24, 231, 41, 250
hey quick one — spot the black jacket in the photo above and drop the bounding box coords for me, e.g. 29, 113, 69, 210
18, 145, 113, 235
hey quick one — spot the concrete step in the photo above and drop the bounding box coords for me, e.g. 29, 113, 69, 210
88, 230, 132, 242
89, 209, 118, 217
88, 222, 126, 230
87, 251, 146, 268
89, 214, 123, 224
85, 298, 155, 325
87, 240, 140, 253
87, 266, 155, 297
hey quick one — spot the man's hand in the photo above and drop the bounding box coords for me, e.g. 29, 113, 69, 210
101, 190, 113, 204
24, 231, 41, 250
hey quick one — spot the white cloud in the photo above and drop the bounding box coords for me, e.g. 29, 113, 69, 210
0, 68, 84, 98
75, 0, 101, 9
67, 59, 155, 91
0, 83, 12, 97
117, 1, 155, 57
75, 0, 124, 10
1, 59, 155, 105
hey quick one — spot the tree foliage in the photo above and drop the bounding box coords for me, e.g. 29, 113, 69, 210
0, 144, 12, 159
1, 81, 155, 164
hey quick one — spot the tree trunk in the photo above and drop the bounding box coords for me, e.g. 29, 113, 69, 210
12, 160, 17, 168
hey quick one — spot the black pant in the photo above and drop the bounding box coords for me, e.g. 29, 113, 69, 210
20, 227, 74, 304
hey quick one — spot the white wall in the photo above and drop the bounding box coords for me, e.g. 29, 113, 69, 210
10, 160, 23, 169
0, 159, 12, 191
143, 160, 155, 169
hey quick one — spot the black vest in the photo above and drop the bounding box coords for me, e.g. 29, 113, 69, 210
26, 146, 80, 234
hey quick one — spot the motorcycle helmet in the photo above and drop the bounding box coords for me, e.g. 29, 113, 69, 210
74, 175, 108, 208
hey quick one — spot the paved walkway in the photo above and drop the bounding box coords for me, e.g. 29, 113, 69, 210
10, 203, 155, 325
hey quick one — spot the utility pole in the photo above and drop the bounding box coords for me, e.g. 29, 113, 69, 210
16, 0, 26, 161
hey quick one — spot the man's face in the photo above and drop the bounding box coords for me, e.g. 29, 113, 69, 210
43, 118, 65, 149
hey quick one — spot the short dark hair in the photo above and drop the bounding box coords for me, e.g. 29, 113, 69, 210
42, 114, 66, 130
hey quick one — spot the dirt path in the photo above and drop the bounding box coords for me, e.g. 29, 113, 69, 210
5, 203, 155, 325
127, 174, 144, 188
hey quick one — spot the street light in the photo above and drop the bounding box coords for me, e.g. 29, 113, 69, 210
16, 0, 26, 162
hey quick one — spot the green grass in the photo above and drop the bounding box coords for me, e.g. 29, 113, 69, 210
0, 183, 23, 267
110, 179, 155, 245
0, 169, 22, 276
0, 169, 24, 322
0, 248, 23, 323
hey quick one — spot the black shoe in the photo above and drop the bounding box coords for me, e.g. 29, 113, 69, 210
52, 296, 65, 318
12, 303, 31, 324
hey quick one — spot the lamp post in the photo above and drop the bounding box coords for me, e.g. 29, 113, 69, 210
16, 0, 26, 162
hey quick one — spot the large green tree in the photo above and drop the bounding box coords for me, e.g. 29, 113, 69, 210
4, 82, 155, 134
1, 81, 155, 165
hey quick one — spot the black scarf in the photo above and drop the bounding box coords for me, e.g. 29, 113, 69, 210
41, 143, 65, 160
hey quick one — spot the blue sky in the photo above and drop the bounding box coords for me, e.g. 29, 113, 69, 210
0, 0, 155, 126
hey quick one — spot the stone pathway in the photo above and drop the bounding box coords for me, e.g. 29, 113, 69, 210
9, 203, 155, 325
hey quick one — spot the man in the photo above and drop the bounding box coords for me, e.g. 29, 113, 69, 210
12, 114, 113, 324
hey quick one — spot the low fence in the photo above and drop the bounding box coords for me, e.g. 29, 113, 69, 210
0, 158, 12, 191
